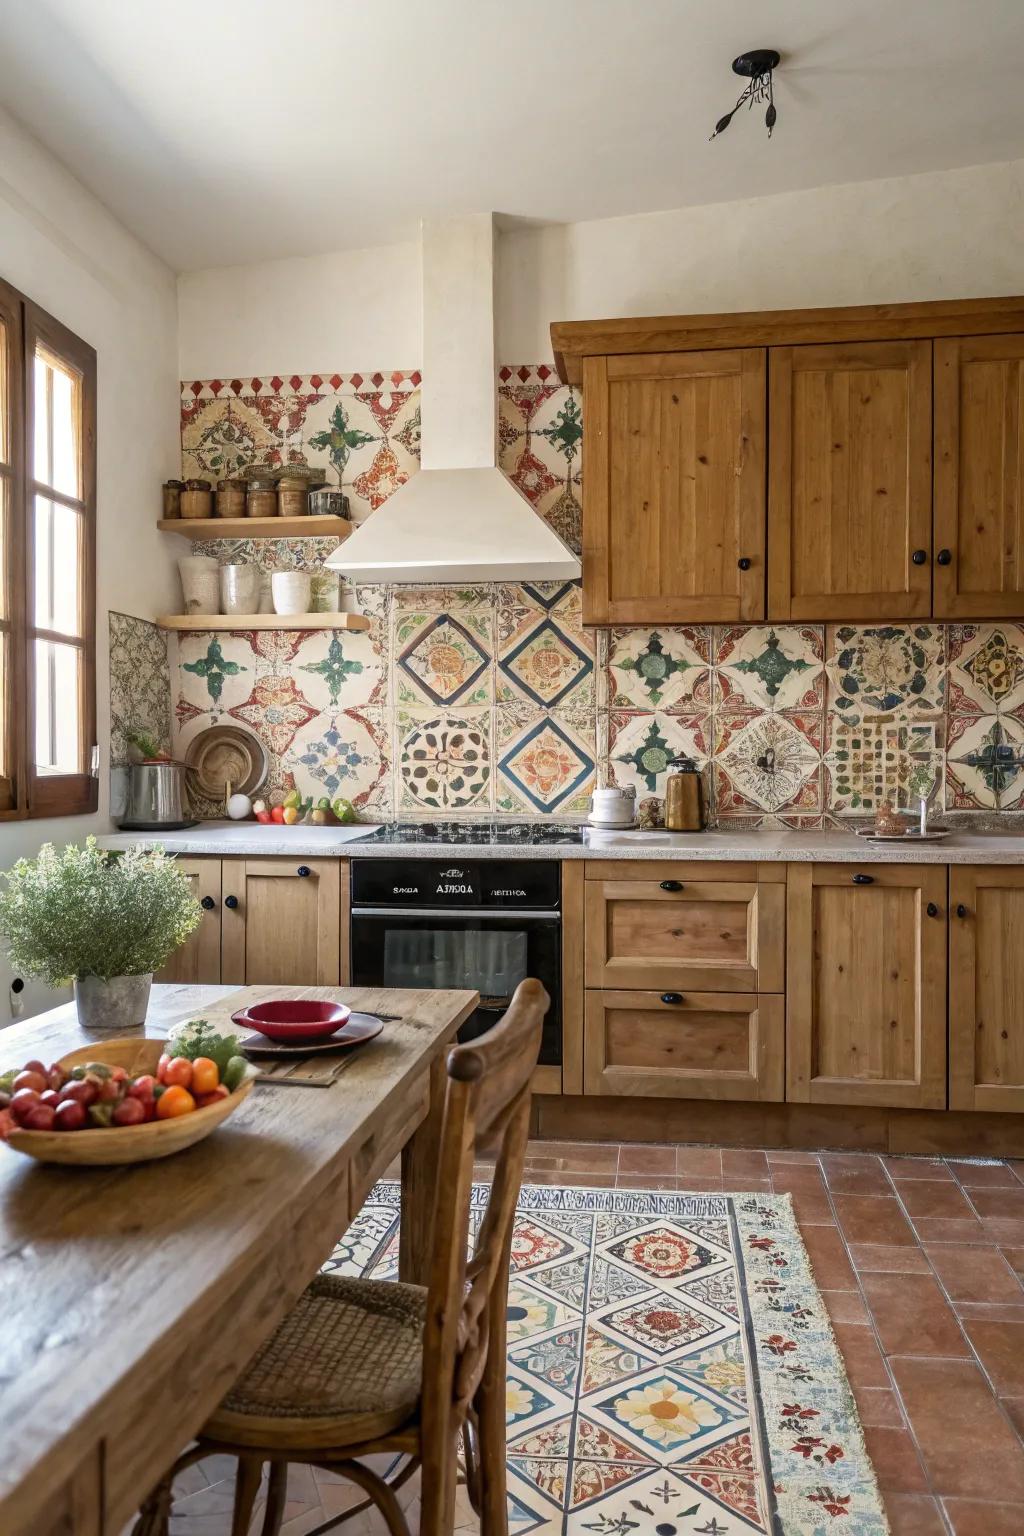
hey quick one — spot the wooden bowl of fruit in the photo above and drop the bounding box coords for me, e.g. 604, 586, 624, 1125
0, 1035, 255, 1166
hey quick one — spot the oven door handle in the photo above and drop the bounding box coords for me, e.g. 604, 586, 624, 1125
351, 907, 561, 920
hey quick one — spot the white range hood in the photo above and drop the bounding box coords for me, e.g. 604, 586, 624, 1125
327, 215, 580, 584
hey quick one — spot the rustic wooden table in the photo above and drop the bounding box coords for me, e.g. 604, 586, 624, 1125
0, 981, 478, 1536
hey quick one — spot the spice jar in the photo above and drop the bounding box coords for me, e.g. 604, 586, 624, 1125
246, 477, 278, 518
277, 474, 309, 518
215, 477, 247, 519
180, 479, 213, 520
162, 479, 185, 519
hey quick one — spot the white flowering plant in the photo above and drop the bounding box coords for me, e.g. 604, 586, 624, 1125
0, 838, 202, 985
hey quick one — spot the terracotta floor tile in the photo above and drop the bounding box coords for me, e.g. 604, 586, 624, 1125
925, 1245, 1024, 1303
1001, 1246, 1024, 1277
897, 1182, 978, 1221
616, 1173, 681, 1190
526, 1169, 617, 1187
784, 1188, 834, 1224
801, 1223, 859, 1289
950, 1161, 1021, 1189
1001, 1397, 1024, 1439
953, 1301, 1024, 1322
822, 1288, 870, 1325
970, 1187, 1024, 1220
719, 1175, 773, 1194
852, 1384, 907, 1427
821, 1152, 893, 1195
890, 1356, 1024, 1498
883, 1493, 948, 1535
769, 1163, 828, 1194
674, 1177, 726, 1193
524, 1139, 618, 1172
848, 1242, 931, 1274
961, 1318, 1024, 1397
830, 1319, 891, 1388
884, 1156, 954, 1182
980, 1218, 1024, 1247
860, 1271, 969, 1358
721, 1148, 771, 1177
911, 1216, 989, 1245
617, 1144, 676, 1176
833, 1194, 917, 1247
675, 1147, 723, 1177
765, 1149, 821, 1164
862, 1424, 929, 1492
942, 1498, 1024, 1535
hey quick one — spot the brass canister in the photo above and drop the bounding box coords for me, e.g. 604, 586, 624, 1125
664, 755, 706, 832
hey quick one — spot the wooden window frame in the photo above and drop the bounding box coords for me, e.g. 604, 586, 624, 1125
0, 276, 97, 821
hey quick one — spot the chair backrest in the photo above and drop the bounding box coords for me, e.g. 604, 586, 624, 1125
420, 978, 548, 1442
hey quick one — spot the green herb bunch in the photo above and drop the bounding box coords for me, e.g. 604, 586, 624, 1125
0, 837, 202, 985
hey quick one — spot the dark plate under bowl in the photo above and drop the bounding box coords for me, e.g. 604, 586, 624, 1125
231, 999, 351, 1042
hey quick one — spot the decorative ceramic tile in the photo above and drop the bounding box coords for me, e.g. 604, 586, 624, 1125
177, 633, 252, 719
714, 713, 821, 815
946, 713, 1024, 810
494, 580, 582, 618
496, 704, 595, 815
947, 622, 1024, 716
608, 627, 712, 712
181, 372, 420, 401
392, 584, 495, 613
498, 614, 594, 709
824, 718, 942, 814
295, 630, 386, 710
715, 625, 824, 714
290, 707, 389, 807
397, 709, 491, 811
395, 611, 492, 706
229, 674, 318, 757
609, 712, 712, 799
826, 624, 944, 717
498, 376, 583, 553
108, 613, 171, 767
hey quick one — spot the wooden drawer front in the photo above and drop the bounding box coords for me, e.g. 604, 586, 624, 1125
950, 867, 1024, 1112
586, 880, 784, 992
585, 859, 766, 882
585, 990, 784, 1101
348, 1078, 429, 1220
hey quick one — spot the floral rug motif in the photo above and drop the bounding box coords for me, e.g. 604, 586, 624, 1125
328, 1184, 888, 1536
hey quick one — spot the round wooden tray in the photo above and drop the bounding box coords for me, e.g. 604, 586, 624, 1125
5, 1037, 255, 1166
184, 725, 268, 799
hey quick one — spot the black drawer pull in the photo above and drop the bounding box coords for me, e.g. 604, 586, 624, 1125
224, 894, 239, 910
660, 880, 684, 892
926, 902, 939, 917
737, 556, 752, 571
852, 873, 874, 885
937, 548, 952, 566
660, 993, 685, 1006
956, 903, 968, 919
911, 548, 927, 566
200, 895, 216, 911
297, 865, 312, 877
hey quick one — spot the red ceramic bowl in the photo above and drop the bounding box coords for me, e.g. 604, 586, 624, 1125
231, 1000, 351, 1042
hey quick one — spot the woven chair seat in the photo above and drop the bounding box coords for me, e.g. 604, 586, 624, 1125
203, 1274, 427, 1450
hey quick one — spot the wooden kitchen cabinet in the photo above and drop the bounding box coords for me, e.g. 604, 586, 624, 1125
934, 335, 1024, 618
584, 990, 784, 1101
768, 341, 933, 621
156, 857, 222, 983
949, 866, 1024, 1112
581, 348, 766, 625
221, 857, 341, 986
786, 864, 947, 1108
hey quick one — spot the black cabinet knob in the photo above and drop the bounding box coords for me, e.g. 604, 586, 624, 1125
937, 548, 952, 566
200, 895, 216, 911
660, 993, 684, 1006
852, 873, 874, 885
660, 880, 684, 892
926, 902, 939, 917
224, 894, 239, 910
956, 903, 968, 919
297, 865, 312, 877
737, 557, 752, 571
911, 549, 927, 566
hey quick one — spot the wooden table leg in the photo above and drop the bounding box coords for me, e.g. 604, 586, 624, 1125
399, 1052, 446, 1283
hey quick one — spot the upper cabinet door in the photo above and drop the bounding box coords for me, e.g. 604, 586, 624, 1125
934, 335, 1024, 619
768, 341, 933, 621
582, 349, 766, 626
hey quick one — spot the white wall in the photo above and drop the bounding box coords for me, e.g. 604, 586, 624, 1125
497, 157, 1024, 360
0, 107, 180, 1018
178, 242, 421, 379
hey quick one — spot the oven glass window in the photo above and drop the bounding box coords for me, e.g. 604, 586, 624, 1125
382, 925, 528, 1008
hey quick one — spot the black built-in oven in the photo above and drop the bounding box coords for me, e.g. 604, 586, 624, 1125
350, 859, 561, 1065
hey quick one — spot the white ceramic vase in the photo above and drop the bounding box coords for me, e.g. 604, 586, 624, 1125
178, 555, 220, 616
271, 571, 312, 615
220, 563, 261, 616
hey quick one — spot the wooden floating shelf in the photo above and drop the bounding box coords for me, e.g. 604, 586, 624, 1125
156, 612, 370, 633
157, 516, 352, 541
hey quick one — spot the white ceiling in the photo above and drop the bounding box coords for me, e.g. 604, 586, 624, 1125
3, 0, 1024, 273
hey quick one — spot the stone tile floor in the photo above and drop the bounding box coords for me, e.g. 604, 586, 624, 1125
161, 1142, 1024, 1536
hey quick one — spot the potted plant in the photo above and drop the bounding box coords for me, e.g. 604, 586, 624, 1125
0, 838, 202, 1031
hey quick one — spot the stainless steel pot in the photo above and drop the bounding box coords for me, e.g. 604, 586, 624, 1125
121, 761, 190, 828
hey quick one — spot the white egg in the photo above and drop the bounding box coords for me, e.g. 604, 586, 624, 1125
227, 793, 253, 820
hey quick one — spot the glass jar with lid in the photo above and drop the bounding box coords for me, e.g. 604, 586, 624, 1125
246, 477, 278, 518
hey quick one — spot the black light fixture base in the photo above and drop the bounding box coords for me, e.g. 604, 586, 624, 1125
732, 49, 781, 78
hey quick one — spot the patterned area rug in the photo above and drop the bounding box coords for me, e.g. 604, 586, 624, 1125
327, 1184, 888, 1536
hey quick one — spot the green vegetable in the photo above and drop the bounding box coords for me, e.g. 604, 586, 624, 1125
167, 1018, 241, 1074
0, 1072, 15, 1096
88, 1102, 114, 1128
84, 1061, 111, 1080
221, 1055, 248, 1092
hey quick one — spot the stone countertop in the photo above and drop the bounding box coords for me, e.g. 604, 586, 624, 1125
97, 822, 1024, 864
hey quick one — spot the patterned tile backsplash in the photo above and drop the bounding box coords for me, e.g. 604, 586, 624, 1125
105, 367, 1024, 826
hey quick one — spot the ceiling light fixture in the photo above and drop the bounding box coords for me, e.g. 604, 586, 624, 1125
710, 49, 781, 141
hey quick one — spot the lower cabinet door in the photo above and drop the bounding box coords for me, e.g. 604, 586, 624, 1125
155, 858, 222, 983
584, 989, 784, 1100
786, 864, 947, 1108
950, 866, 1024, 1112
221, 858, 341, 986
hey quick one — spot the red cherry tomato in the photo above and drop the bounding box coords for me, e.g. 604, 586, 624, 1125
190, 1057, 219, 1096
157, 1053, 172, 1084
54, 1100, 87, 1132
270, 805, 286, 824
194, 1085, 230, 1109
9, 1088, 42, 1124
127, 1073, 157, 1104
112, 1097, 146, 1126
13, 1069, 47, 1096
162, 1057, 193, 1089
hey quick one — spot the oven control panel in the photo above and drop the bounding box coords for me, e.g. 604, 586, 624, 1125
351, 859, 560, 909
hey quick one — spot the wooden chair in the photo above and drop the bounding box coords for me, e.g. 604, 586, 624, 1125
134, 977, 549, 1536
